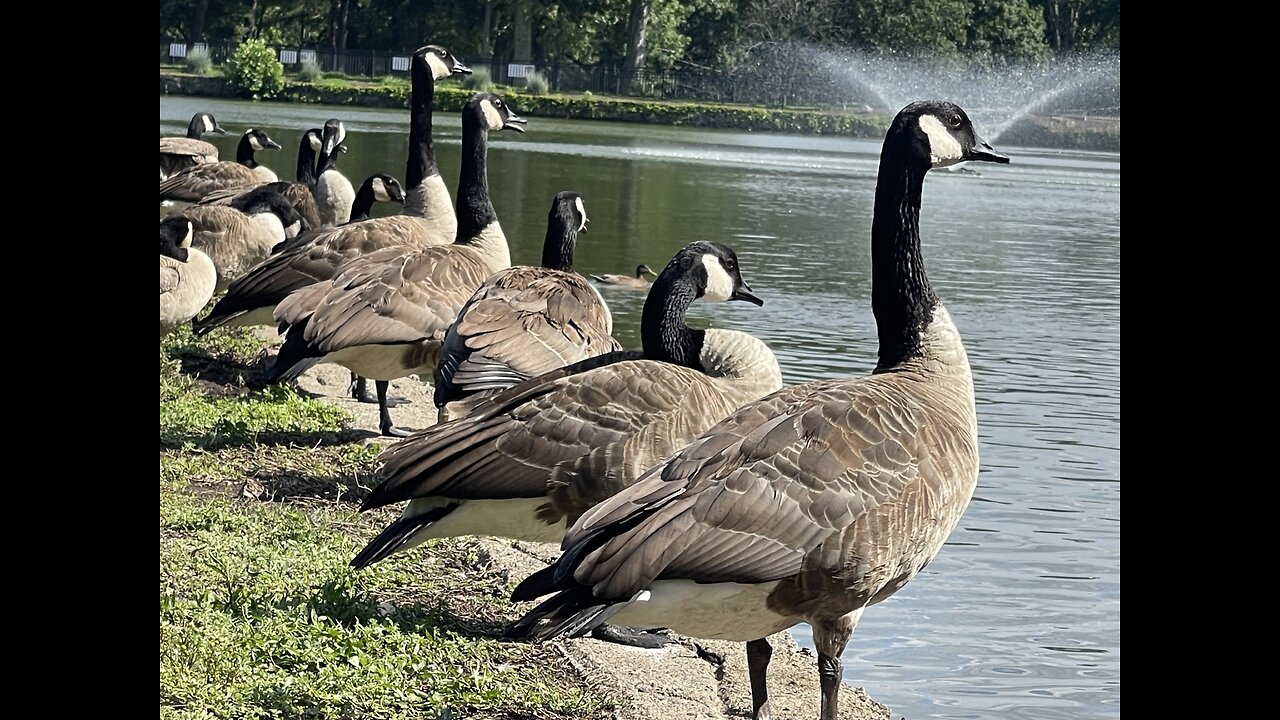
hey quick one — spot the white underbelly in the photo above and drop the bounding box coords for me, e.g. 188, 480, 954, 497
610, 579, 796, 641
406, 496, 566, 543
325, 344, 432, 380
226, 304, 278, 328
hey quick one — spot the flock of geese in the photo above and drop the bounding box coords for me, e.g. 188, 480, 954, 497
160, 41, 1010, 720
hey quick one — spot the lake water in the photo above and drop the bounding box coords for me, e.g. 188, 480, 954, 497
161, 95, 1120, 720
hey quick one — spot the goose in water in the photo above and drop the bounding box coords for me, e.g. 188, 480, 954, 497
158, 128, 283, 203
432, 190, 621, 421
509, 100, 1010, 720
591, 263, 657, 288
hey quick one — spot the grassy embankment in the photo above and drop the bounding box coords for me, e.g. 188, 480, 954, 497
159, 324, 613, 719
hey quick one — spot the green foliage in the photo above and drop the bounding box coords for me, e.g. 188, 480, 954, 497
524, 70, 549, 95
846, 0, 972, 55
184, 47, 213, 75
966, 0, 1051, 60
297, 58, 323, 82
225, 38, 286, 99
462, 67, 494, 92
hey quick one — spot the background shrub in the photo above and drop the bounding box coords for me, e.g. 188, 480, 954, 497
297, 59, 322, 83
462, 67, 494, 92
524, 70, 549, 95
184, 47, 212, 75
225, 39, 285, 99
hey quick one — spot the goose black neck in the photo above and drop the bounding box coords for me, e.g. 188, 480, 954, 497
186, 117, 203, 139
454, 119, 497, 241
295, 142, 317, 185
349, 182, 378, 222
640, 269, 705, 370
871, 143, 937, 370
406, 58, 438, 189
540, 217, 576, 271
236, 137, 259, 168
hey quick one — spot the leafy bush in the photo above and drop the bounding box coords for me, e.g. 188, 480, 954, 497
297, 58, 323, 82
524, 70, 549, 95
225, 38, 285, 99
184, 47, 213, 75
462, 67, 494, 92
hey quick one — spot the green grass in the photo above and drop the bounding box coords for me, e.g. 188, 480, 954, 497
160, 322, 614, 718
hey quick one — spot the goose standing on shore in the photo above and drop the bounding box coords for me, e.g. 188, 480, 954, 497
266, 92, 526, 437
350, 240, 779, 570
159, 128, 284, 203
159, 217, 216, 337
591, 264, 657, 288
314, 119, 357, 227
160, 112, 226, 180
433, 190, 620, 421
190, 44, 470, 337
194, 128, 326, 232
508, 100, 1010, 720
169, 187, 307, 291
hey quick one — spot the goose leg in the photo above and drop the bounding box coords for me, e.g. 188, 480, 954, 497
378, 380, 412, 437
353, 373, 407, 406
747, 637, 774, 720
589, 624, 670, 649
814, 611, 860, 720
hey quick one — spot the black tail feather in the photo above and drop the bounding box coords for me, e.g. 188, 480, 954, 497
265, 322, 323, 384
349, 504, 459, 569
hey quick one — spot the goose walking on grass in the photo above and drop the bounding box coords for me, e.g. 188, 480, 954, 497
190, 44, 470, 338
591, 263, 657, 288
508, 100, 1010, 720
433, 190, 621, 421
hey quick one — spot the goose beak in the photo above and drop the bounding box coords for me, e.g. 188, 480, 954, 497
212, 124, 228, 135
266, 139, 283, 150
732, 283, 764, 306
503, 113, 528, 133
966, 134, 1009, 164
452, 62, 473, 76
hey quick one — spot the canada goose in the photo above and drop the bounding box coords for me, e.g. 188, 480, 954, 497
273, 173, 406, 258
189, 44, 470, 337
195, 128, 326, 232
266, 91, 526, 437
433, 190, 621, 421
158, 128, 284, 203
170, 188, 307, 292
591, 264, 657, 288
159, 217, 216, 337
349, 240, 778, 571
159, 112, 226, 180
314, 119, 357, 227
507, 100, 1010, 720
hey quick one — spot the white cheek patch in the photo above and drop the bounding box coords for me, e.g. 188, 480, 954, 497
202, 116, 215, 134
372, 178, 389, 202
425, 53, 449, 80
574, 197, 588, 232
481, 101, 504, 131
181, 222, 194, 249
335, 122, 347, 145
918, 115, 964, 167
309, 133, 322, 151
249, 133, 264, 151
701, 254, 735, 302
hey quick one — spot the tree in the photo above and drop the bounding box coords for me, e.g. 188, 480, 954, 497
966, 0, 1050, 61
844, 0, 972, 55
622, 0, 651, 91
1033, 0, 1120, 52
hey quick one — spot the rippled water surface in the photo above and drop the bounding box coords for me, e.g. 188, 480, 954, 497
162, 95, 1120, 720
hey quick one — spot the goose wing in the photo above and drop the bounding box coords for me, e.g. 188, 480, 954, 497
160, 255, 183, 295
159, 162, 259, 202
559, 375, 968, 600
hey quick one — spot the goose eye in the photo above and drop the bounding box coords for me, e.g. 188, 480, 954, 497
724, 259, 736, 271
948, 114, 962, 128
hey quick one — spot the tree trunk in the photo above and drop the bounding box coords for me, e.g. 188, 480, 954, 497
1041, 0, 1079, 53
622, 0, 652, 95
480, 0, 496, 58
246, 0, 258, 39
513, 1, 532, 62
337, 0, 350, 51
190, 0, 208, 43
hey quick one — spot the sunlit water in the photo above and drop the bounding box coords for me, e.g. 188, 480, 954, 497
162, 95, 1120, 720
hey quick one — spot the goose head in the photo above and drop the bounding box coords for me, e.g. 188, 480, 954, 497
159, 217, 194, 262
234, 188, 307, 234
189, 112, 226, 138
893, 100, 1010, 169
369, 174, 406, 204
636, 264, 657, 279
243, 128, 283, 153
415, 44, 472, 80
469, 92, 527, 134
551, 190, 588, 234
321, 119, 347, 159
667, 241, 763, 306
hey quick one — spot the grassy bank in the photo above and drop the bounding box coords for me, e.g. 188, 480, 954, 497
159, 326, 613, 719
160, 67, 1120, 150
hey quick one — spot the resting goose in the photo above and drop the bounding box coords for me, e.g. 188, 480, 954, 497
189, 44, 470, 337
159, 217, 216, 337
314, 119, 357, 227
266, 91, 527, 437
170, 188, 307, 292
196, 129, 326, 233
158, 128, 284, 203
508, 100, 1010, 720
433, 190, 621, 421
159, 112, 226, 180
349, 240, 779, 570
591, 263, 657, 288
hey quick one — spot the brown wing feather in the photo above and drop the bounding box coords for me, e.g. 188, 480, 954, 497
159, 162, 260, 202
160, 256, 183, 295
